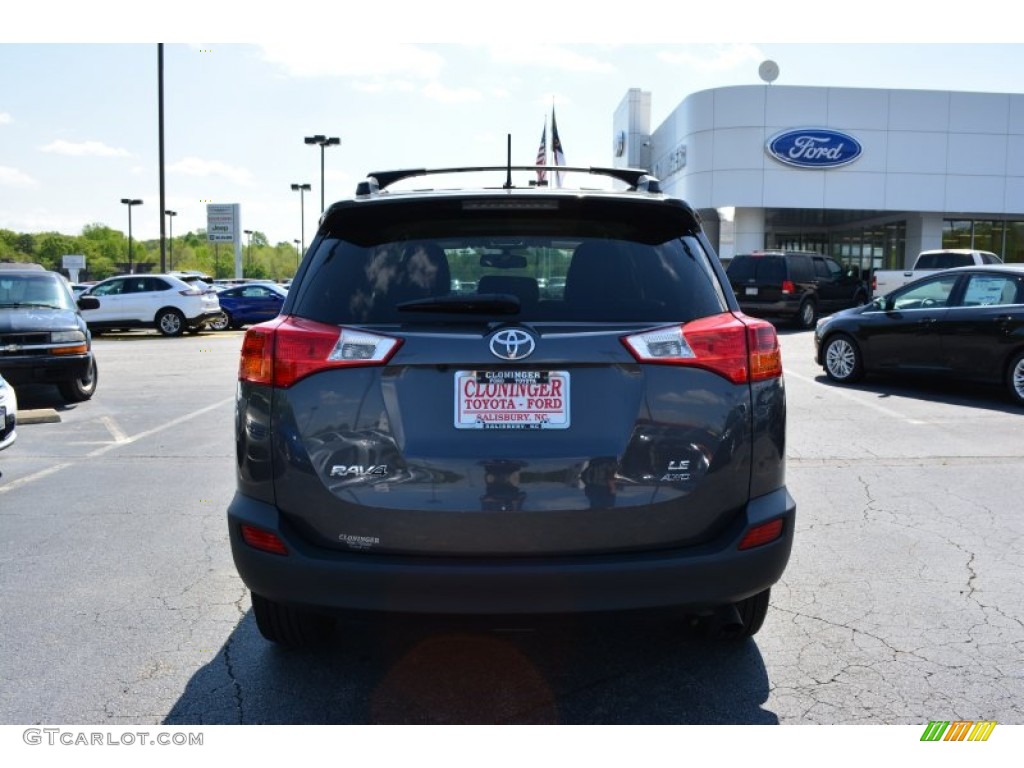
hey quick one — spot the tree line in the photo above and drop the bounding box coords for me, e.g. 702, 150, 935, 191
0, 225, 302, 282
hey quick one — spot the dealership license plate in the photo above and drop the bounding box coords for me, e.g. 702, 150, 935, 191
455, 370, 570, 430
744, 286, 759, 296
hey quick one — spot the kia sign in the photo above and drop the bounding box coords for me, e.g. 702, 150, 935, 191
766, 128, 862, 169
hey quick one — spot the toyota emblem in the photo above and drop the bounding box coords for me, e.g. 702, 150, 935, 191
489, 328, 536, 360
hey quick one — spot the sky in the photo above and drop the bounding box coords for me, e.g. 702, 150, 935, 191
2, 1, 1023, 252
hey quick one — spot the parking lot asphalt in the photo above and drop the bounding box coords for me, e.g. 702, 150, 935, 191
1, 328, 1021, 726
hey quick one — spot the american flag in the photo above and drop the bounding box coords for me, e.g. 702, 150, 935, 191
535, 120, 547, 185
551, 106, 566, 188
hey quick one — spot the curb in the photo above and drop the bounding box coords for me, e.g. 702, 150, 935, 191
17, 409, 61, 424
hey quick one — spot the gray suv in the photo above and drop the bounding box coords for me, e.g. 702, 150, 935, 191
227, 165, 796, 647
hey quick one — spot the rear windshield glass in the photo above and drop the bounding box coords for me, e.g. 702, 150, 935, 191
727, 256, 786, 284
290, 204, 727, 325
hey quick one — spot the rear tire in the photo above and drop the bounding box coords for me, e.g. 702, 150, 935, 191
823, 333, 864, 383
708, 588, 771, 641
733, 588, 771, 638
251, 592, 334, 648
797, 299, 818, 329
156, 308, 185, 337
58, 357, 98, 403
1008, 351, 1024, 406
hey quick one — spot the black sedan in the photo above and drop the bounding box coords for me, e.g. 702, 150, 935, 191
814, 265, 1024, 405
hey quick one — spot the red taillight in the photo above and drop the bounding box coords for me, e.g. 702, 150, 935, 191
781, 280, 796, 295
871, 275, 877, 292
744, 317, 783, 382
621, 312, 782, 383
238, 316, 402, 388
738, 518, 785, 550
241, 525, 289, 556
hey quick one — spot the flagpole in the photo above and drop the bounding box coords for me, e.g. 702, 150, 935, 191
551, 102, 565, 188
535, 112, 548, 186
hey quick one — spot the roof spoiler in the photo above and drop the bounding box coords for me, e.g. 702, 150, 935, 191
355, 166, 662, 196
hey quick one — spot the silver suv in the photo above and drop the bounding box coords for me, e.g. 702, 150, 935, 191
227, 165, 796, 647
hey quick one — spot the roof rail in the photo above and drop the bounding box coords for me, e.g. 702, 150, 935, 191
355, 166, 662, 195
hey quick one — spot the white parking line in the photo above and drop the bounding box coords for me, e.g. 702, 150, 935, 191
0, 396, 234, 495
784, 368, 929, 425
99, 415, 129, 443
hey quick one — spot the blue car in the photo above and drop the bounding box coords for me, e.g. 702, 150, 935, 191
210, 283, 287, 330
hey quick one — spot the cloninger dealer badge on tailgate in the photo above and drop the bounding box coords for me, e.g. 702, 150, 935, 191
454, 370, 570, 430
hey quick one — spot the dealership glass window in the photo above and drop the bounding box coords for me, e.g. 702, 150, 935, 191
941, 219, 1024, 262
972, 221, 1004, 255
1006, 222, 1024, 263
942, 220, 973, 251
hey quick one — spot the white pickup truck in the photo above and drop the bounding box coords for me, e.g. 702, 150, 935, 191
872, 249, 1003, 296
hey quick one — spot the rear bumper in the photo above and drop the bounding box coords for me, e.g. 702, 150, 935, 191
737, 299, 801, 320
228, 487, 796, 616
190, 309, 223, 328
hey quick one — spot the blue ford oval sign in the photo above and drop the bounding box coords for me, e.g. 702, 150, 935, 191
767, 128, 862, 168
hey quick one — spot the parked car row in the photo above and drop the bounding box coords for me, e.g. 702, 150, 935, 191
0, 264, 290, 410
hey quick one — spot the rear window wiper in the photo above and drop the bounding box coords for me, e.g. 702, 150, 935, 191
396, 294, 521, 315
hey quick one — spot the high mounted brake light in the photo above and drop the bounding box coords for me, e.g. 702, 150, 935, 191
621, 312, 782, 383
239, 317, 402, 388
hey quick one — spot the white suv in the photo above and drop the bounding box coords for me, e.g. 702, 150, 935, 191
80, 273, 221, 336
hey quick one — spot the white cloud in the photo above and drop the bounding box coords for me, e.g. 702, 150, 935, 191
40, 139, 131, 157
657, 44, 766, 74
0, 112, 12, 125
421, 81, 482, 104
168, 157, 254, 186
259, 43, 444, 80
0, 165, 38, 188
487, 45, 615, 74
352, 79, 417, 94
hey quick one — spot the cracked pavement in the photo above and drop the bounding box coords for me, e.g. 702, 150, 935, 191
1, 330, 1021, 725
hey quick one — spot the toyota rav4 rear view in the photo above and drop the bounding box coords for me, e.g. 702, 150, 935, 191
227, 164, 795, 647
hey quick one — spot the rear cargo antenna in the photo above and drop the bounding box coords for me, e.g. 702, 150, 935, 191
504, 134, 512, 189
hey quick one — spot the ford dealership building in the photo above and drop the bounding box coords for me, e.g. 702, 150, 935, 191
613, 85, 1024, 273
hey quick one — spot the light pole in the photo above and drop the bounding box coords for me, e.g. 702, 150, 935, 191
243, 229, 254, 274
120, 198, 143, 273
293, 239, 301, 271
304, 134, 340, 213
290, 183, 311, 254
164, 210, 177, 270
